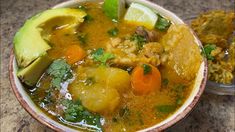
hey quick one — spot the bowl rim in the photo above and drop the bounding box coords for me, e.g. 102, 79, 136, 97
9, 0, 208, 131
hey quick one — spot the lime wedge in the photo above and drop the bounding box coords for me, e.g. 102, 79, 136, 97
103, 0, 125, 21
124, 3, 158, 29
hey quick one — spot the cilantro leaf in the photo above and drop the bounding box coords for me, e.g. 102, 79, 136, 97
155, 14, 171, 31
203, 44, 216, 60
91, 48, 115, 65
47, 59, 72, 89
107, 27, 119, 36
142, 64, 152, 75
155, 105, 176, 114
77, 33, 87, 45
77, 5, 87, 11
162, 78, 169, 86
84, 14, 94, 23
130, 34, 147, 50
61, 99, 103, 131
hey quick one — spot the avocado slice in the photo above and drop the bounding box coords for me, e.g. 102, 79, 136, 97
17, 54, 52, 86
14, 8, 87, 86
14, 8, 87, 68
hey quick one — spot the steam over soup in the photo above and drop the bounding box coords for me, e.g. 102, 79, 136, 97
14, 1, 203, 131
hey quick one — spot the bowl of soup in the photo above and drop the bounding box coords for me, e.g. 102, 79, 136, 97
9, 0, 207, 131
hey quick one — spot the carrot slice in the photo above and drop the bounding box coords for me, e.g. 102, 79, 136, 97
131, 64, 161, 95
64, 44, 86, 64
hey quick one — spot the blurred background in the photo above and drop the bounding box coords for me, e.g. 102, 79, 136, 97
0, 0, 234, 131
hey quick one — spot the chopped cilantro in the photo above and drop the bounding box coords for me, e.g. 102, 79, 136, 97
107, 27, 119, 36
77, 33, 87, 45
61, 99, 102, 131
84, 14, 94, 23
162, 78, 169, 86
155, 14, 171, 31
142, 64, 152, 75
91, 48, 115, 65
119, 106, 130, 117
47, 59, 72, 89
155, 105, 176, 114
203, 44, 216, 60
173, 84, 186, 93
130, 34, 147, 50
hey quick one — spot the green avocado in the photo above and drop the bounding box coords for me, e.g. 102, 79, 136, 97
17, 54, 52, 86
14, 8, 87, 68
14, 8, 86, 86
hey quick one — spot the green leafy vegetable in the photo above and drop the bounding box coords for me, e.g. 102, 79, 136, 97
162, 78, 169, 86
61, 99, 102, 131
107, 27, 119, 36
155, 14, 171, 31
77, 33, 87, 45
203, 44, 216, 60
47, 59, 72, 89
142, 64, 152, 75
84, 14, 94, 23
91, 48, 115, 65
130, 34, 147, 50
84, 77, 95, 86
155, 105, 176, 114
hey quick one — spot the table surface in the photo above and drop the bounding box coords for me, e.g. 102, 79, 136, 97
0, 0, 234, 131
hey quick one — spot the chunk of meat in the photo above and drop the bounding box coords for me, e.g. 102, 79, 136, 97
160, 24, 203, 83
106, 38, 163, 67
135, 26, 159, 42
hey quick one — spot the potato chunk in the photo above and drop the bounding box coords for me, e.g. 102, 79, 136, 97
69, 66, 131, 113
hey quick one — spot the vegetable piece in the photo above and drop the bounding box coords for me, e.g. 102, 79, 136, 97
131, 64, 161, 95
203, 44, 216, 60
77, 33, 88, 45
130, 34, 147, 50
91, 48, 115, 65
47, 59, 72, 89
61, 99, 102, 131
77, 5, 87, 11
155, 14, 171, 31
64, 44, 86, 64
162, 78, 169, 86
102, 0, 125, 21
84, 14, 94, 23
107, 27, 119, 36
155, 105, 176, 114
69, 67, 130, 113
142, 64, 152, 75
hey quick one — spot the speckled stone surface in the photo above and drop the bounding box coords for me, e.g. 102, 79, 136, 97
0, 0, 234, 132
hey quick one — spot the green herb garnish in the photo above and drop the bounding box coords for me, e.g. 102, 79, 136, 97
142, 64, 152, 75
130, 34, 147, 50
162, 78, 169, 86
91, 48, 115, 65
107, 27, 119, 36
119, 106, 130, 117
203, 44, 216, 60
61, 99, 102, 131
155, 14, 171, 31
47, 59, 72, 89
155, 105, 176, 114
84, 14, 94, 23
77, 33, 87, 45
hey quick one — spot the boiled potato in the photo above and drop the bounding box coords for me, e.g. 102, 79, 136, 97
107, 68, 131, 93
69, 66, 131, 113
80, 84, 120, 113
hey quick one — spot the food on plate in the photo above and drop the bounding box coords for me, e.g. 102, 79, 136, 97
13, 1, 203, 131
191, 10, 235, 84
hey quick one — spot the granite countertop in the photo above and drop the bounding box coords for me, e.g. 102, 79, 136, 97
0, 0, 234, 131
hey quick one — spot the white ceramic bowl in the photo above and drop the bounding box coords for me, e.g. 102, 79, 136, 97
9, 0, 208, 131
